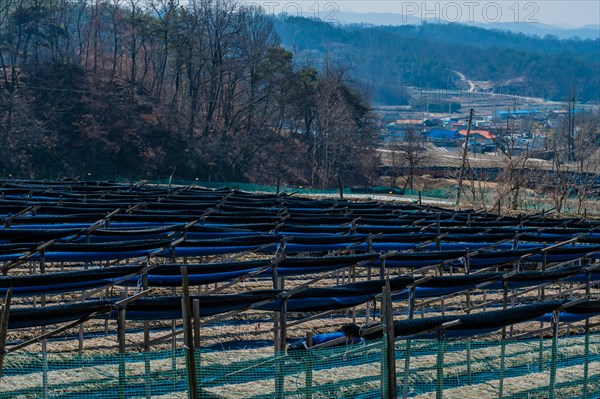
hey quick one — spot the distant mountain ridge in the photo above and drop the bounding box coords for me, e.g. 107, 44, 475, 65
274, 16, 600, 105
331, 11, 600, 40
467, 21, 600, 40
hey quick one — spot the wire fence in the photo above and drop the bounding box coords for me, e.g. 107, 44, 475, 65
2, 332, 600, 398
151, 179, 600, 215
152, 179, 456, 202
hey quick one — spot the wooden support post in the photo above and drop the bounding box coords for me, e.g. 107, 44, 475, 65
117, 291, 127, 399
39, 250, 49, 399
502, 281, 508, 311
365, 262, 372, 326
39, 249, 46, 274
276, 277, 288, 397
541, 252, 547, 299
31, 260, 37, 307
272, 242, 286, 353
0, 288, 13, 381
41, 332, 48, 399
499, 282, 508, 397
273, 266, 285, 399
192, 298, 202, 391
171, 287, 177, 375
583, 271, 591, 398
464, 254, 472, 386
464, 248, 473, 386
180, 266, 199, 399
305, 332, 313, 399
279, 279, 287, 352
351, 266, 357, 323
375, 259, 386, 321
435, 329, 446, 399
482, 290, 487, 311
499, 337, 507, 397
381, 283, 397, 399
537, 324, 545, 372
402, 338, 412, 399
193, 299, 201, 348
549, 309, 560, 399
141, 273, 151, 399
60, 262, 66, 300
408, 287, 416, 320
104, 288, 110, 335
465, 338, 472, 387
402, 286, 415, 398
537, 264, 546, 370
273, 268, 281, 352
583, 316, 590, 399
306, 332, 313, 348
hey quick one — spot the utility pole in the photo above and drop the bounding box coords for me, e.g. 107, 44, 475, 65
455, 108, 474, 207
569, 97, 576, 162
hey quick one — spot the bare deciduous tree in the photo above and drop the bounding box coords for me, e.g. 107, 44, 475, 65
388, 128, 428, 191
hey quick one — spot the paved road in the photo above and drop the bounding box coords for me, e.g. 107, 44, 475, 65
453, 70, 476, 93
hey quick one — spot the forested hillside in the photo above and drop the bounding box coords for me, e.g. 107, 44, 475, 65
275, 17, 600, 105
0, 0, 378, 185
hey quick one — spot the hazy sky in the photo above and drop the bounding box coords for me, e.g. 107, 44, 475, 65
255, 1, 600, 27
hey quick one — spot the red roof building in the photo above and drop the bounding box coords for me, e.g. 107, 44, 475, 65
458, 129, 495, 140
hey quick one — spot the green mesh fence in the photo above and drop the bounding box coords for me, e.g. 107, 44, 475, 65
151, 179, 458, 202
3, 333, 600, 398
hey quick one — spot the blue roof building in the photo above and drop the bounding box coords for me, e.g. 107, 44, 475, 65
424, 129, 460, 147
426, 129, 459, 140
